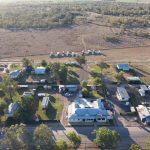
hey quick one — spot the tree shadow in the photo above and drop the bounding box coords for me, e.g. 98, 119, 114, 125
46, 103, 57, 120
68, 70, 79, 78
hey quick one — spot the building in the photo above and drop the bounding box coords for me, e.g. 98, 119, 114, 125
116, 64, 130, 71
41, 96, 50, 109
127, 76, 141, 84
136, 105, 150, 125
59, 85, 78, 93
34, 67, 46, 75
116, 87, 130, 101
140, 85, 149, 94
68, 98, 113, 123
9, 70, 21, 79
6, 102, 20, 117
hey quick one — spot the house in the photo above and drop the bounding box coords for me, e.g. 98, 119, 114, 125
6, 102, 20, 117
116, 87, 130, 101
9, 70, 21, 79
116, 64, 130, 71
41, 97, 50, 109
136, 105, 150, 125
68, 98, 113, 123
127, 76, 141, 84
140, 85, 149, 94
59, 85, 78, 93
34, 67, 46, 75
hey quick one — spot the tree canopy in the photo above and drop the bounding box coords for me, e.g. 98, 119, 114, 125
75, 56, 86, 65
0, 124, 32, 149
94, 127, 121, 149
67, 131, 81, 148
34, 124, 54, 150
0, 76, 18, 101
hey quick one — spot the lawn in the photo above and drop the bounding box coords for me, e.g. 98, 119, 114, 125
36, 96, 63, 120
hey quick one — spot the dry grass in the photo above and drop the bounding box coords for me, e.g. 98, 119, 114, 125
0, 21, 149, 59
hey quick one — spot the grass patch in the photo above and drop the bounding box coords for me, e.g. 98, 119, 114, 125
90, 90, 103, 99
91, 66, 101, 74
10, 64, 22, 71
36, 96, 63, 120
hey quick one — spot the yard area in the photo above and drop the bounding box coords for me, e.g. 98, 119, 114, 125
36, 96, 63, 120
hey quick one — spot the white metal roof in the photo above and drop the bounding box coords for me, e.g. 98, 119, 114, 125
136, 105, 150, 120
140, 85, 149, 91
42, 97, 49, 108
68, 98, 111, 120
117, 87, 130, 100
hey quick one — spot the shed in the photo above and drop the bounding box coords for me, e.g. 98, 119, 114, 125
9, 70, 21, 79
6, 102, 20, 117
116, 87, 130, 101
140, 85, 149, 91
34, 67, 46, 75
127, 77, 141, 84
116, 64, 130, 71
42, 97, 50, 109
59, 85, 78, 93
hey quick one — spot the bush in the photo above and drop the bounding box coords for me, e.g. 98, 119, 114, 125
55, 140, 68, 150
81, 88, 89, 98
41, 60, 48, 67
129, 144, 140, 150
103, 35, 120, 43
67, 131, 81, 148
81, 80, 87, 88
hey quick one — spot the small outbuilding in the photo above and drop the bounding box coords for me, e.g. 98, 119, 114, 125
6, 102, 20, 117
9, 70, 21, 79
34, 67, 46, 75
41, 97, 50, 109
140, 85, 149, 93
127, 76, 141, 84
116, 64, 130, 71
116, 87, 130, 101
59, 85, 78, 93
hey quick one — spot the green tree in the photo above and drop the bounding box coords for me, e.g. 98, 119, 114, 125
94, 127, 121, 150
129, 144, 141, 150
0, 98, 7, 115
22, 58, 32, 67
98, 61, 109, 74
67, 131, 81, 148
93, 77, 102, 86
14, 96, 35, 122
81, 88, 89, 98
75, 55, 86, 65
51, 63, 61, 81
41, 60, 48, 67
55, 140, 68, 150
58, 65, 68, 84
34, 124, 54, 150
81, 80, 87, 88
90, 71, 99, 78
0, 76, 18, 101
114, 71, 124, 83
0, 124, 32, 149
